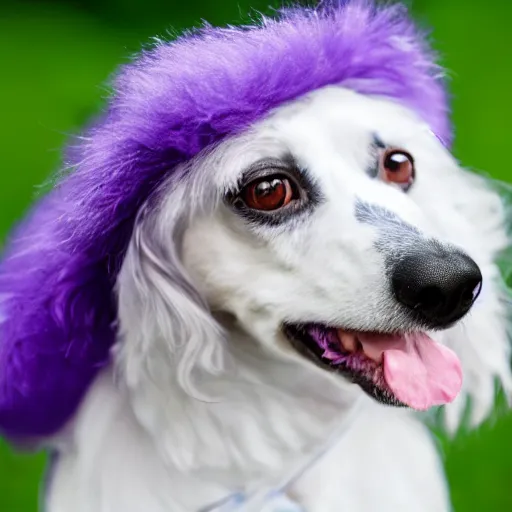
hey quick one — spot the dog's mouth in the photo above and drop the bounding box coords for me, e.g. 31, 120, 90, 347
283, 324, 463, 411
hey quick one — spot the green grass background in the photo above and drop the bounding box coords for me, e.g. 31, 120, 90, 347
0, 0, 511, 510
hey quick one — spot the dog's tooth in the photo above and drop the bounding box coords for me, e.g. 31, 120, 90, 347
337, 329, 357, 353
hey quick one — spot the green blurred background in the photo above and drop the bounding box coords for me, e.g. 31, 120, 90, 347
0, 0, 511, 510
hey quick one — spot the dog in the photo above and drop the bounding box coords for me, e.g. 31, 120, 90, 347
1, 2, 510, 511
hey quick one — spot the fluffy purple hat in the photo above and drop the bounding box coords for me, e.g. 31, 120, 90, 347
0, 0, 450, 439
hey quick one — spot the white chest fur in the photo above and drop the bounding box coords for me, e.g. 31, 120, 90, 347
46, 368, 449, 512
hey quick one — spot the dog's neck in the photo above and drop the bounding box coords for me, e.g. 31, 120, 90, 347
124, 322, 361, 491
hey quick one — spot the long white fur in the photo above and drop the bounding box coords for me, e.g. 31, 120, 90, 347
46, 87, 511, 511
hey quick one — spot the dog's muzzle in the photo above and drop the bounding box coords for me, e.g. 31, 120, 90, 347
391, 247, 482, 328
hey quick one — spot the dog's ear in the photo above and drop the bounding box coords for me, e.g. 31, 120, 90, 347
114, 200, 231, 468
436, 172, 512, 432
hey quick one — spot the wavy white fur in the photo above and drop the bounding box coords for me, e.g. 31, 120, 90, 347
46, 87, 511, 512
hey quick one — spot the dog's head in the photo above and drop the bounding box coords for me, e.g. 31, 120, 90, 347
117, 86, 511, 448
1, 2, 510, 467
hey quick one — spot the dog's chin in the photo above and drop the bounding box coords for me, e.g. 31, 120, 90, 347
283, 324, 406, 407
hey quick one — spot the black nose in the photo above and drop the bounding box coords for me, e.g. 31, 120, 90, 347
392, 248, 482, 328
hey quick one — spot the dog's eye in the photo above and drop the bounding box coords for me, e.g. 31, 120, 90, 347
240, 175, 298, 211
380, 149, 415, 191
227, 157, 320, 225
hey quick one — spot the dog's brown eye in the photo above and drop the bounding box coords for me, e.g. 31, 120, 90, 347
380, 149, 415, 190
241, 175, 296, 211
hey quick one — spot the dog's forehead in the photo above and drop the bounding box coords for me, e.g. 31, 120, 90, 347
209, 86, 440, 187
266, 87, 431, 145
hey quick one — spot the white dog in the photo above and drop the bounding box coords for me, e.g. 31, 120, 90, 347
0, 3, 510, 512
46, 85, 511, 511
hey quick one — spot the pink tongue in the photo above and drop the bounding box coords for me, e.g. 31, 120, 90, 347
357, 333, 463, 411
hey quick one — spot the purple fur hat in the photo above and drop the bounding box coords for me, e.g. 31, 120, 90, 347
0, 0, 450, 439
